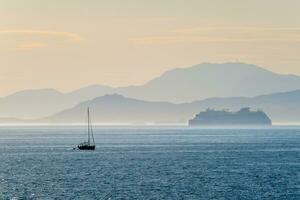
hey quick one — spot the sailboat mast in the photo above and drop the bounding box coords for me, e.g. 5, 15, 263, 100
87, 107, 90, 144
91, 121, 95, 144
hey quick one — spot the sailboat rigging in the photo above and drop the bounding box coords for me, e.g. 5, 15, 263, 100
77, 107, 96, 150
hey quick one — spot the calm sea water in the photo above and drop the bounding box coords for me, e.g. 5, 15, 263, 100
0, 126, 299, 200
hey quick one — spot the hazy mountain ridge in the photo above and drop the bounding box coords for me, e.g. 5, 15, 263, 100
38, 94, 183, 123
37, 90, 300, 124
0, 85, 115, 119
117, 63, 300, 102
1, 62, 300, 120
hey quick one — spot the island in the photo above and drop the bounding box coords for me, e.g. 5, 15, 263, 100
188, 107, 272, 126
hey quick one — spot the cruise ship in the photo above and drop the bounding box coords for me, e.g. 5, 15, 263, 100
189, 107, 272, 126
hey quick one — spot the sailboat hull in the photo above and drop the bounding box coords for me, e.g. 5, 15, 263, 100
78, 145, 95, 150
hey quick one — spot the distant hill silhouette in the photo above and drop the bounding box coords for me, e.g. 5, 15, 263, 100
116, 62, 300, 102
37, 90, 300, 124
0, 85, 114, 119
38, 94, 184, 123
1, 62, 300, 119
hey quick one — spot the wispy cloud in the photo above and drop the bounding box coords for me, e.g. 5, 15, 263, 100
131, 27, 300, 45
173, 27, 300, 34
16, 42, 47, 51
0, 29, 83, 42
0, 29, 84, 50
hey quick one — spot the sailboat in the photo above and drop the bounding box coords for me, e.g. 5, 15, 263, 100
77, 107, 96, 150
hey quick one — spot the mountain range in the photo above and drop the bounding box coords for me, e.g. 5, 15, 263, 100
1, 62, 300, 122
0, 85, 114, 119
118, 62, 300, 103
36, 89, 300, 124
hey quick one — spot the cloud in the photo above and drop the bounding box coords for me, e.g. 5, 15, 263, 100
0, 29, 84, 51
16, 42, 47, 51
0, 29, 83, 42
173, 27, 300, 34
131, 27, 300, 45
130, 36, 194, 45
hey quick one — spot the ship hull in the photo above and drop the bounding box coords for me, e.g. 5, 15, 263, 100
189, 120, 272, 127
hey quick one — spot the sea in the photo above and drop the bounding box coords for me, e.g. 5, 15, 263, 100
0, 126, 299, 200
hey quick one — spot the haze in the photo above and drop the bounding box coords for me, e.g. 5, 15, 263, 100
1, 0, 300, 96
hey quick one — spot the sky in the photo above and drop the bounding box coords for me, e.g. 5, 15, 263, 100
1, 0, 300, 96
